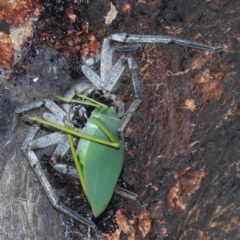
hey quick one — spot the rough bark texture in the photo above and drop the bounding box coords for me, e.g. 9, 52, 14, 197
1, 0, 239, 239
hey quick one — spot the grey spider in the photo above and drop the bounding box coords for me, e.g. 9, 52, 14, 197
13, 33, 226, 238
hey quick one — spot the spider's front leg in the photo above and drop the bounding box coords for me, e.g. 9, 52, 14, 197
109, 33, 227, 52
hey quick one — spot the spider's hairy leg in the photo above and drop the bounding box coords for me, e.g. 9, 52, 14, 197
81, 38, 116, 90
104, 55, 127, 92
16, 99, 66, 118
109, 33, 227, 52
100, 38, 114, 82
108, 93, 125, 118
81, 64, 102, 89
114, 44, 142, 52
8, 99, 66, 136
115, 186, 145, 207
13, 98, 78, 177
22, 124, 100, 235
79, 61, 126, 117
118, 55, 142, 138
23, 122, 78, 177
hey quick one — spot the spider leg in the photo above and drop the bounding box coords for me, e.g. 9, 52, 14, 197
99, 51, 144, 204
9, 99, 66, 136
115, 186, 145, 207
28, 130, 78, 177
85, 41, 141, 137
100, 38, 113, 82
77, 56, 102, 90
104, 55, 128, 92
19, 104, 78, 177
114, 44, 142, 52
110, 54, 142, 137
108, 93, 125, 118
109, 33, 227, 52
81, 65, 102, 89
42, 112, 65, 126
16, 99, 66, 118
51, 134, 78, 178
81, 56, 125, 118
22, 124, 100, 236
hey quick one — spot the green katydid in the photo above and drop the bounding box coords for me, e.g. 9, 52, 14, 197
26, 90, 124, 217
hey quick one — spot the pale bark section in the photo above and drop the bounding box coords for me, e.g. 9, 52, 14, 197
0, 123, 67, 240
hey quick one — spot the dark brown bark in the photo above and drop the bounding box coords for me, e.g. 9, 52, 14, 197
1, 0, 239, 239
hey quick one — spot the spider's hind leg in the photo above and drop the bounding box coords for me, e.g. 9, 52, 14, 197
22, 124, 100, 236
115, 186, 145, 207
